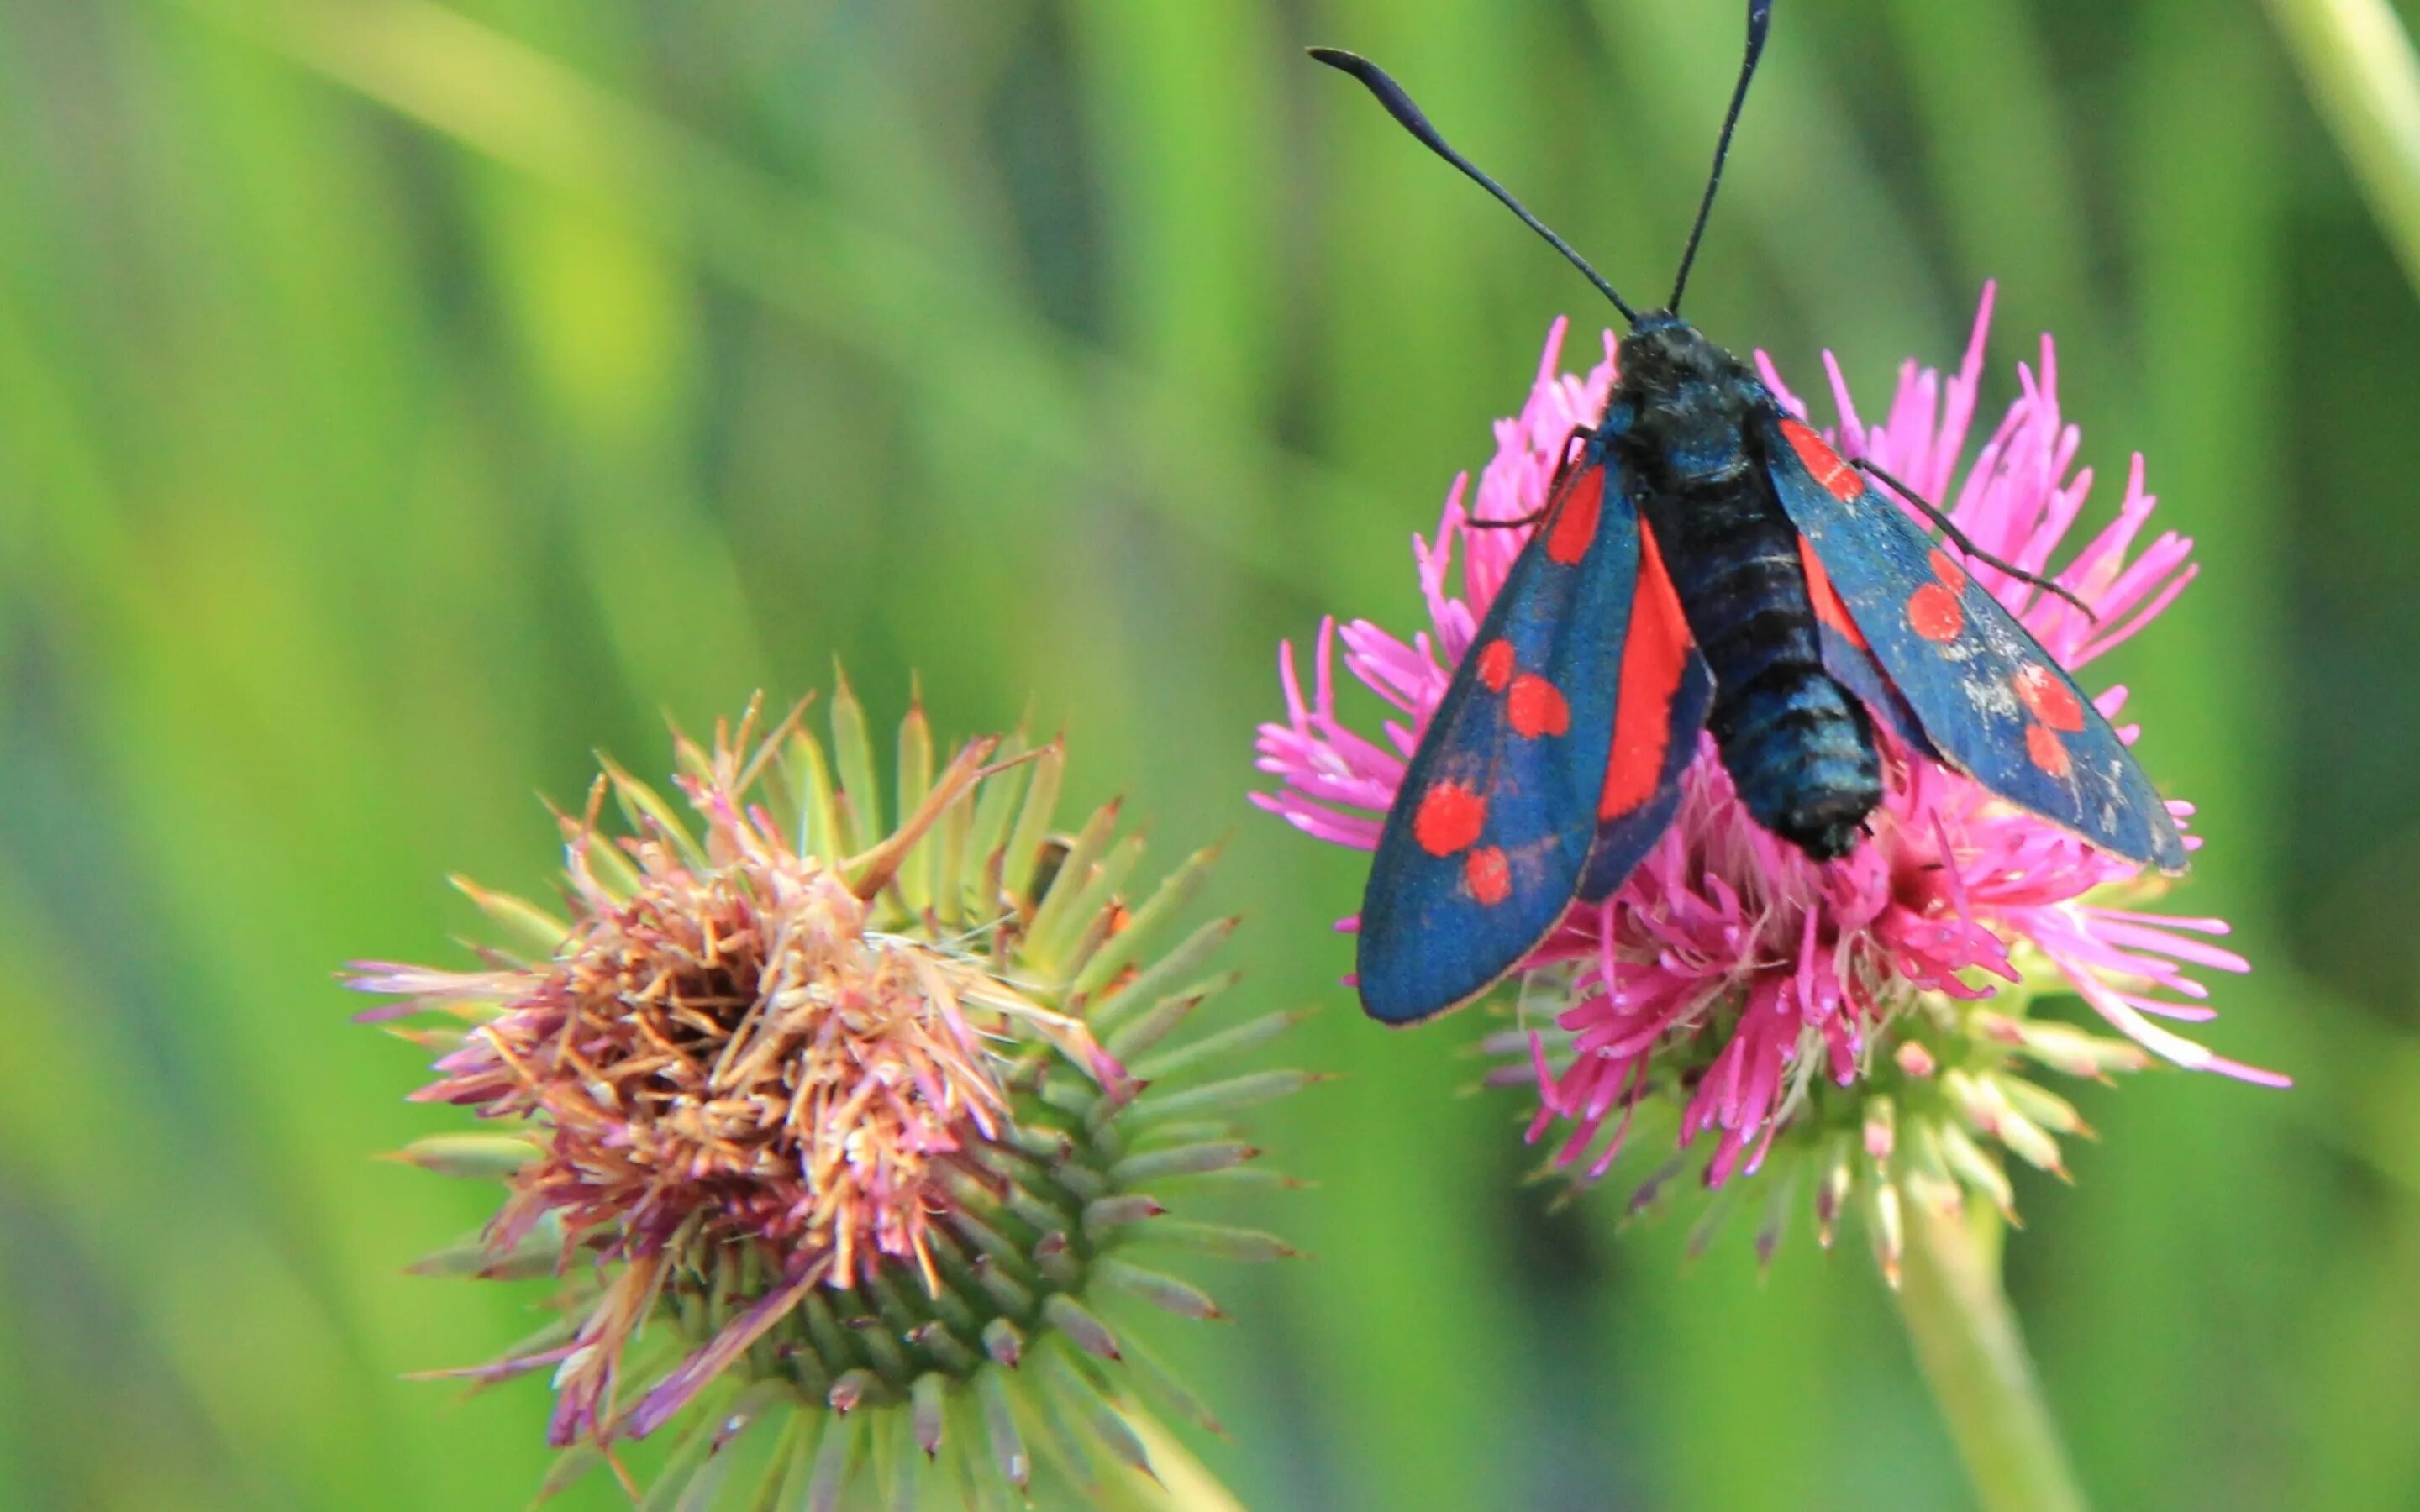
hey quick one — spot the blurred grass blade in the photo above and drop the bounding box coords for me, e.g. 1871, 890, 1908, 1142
174, 0, 1360, 597
2265, 0, 2420, 293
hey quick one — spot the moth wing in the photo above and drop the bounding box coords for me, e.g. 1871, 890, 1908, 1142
1761, 411, 2186, 872
1360, 449, 1651, 1023
1576, 522, 1712, 903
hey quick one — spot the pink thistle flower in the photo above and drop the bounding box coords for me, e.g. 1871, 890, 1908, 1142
355, 680, 1312, 1502
1256, 286, 2279, 1271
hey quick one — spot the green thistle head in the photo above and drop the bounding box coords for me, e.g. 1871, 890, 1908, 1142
350, 677, 1313, 1505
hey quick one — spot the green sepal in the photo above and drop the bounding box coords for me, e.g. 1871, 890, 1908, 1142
1127, 1006, 1317, 1084
871, 1405, 918, 1512
1029, 1362, 1104, 1493
981, 1318, 1025, 1368
437, 1311, 583, 1399
1864, 1171, 1905, 1286
1126, 1069, 1323, 1126
1110, 1141, 1257, 1184
1177, 1164, 1307, 1195
1041, 1350, 1157, 1483
534, 1443, 605, 1503
387, 1132, 539, 1180
1080, 1195, 1166, 1238
1096, 1257, 1223, 1320
1039, 834, 1150, 983
597, 759, 707, 870
1000, 1178, 1078, 1236
1936, 1121, 2017, 1218
911, 1372, 950, 1456
1023, 802, 1125, 971
1139, 1221, 1300, 1263
961, 740, 1032, 908
447, 876, 570, 962
740, 1411, 810, 1512
825, 1368, 877, 1415
893, 692, 934, 911
1000, 743, 1065, 911
1902, 1120, 1963, 1215
568, 802, 645, 897
1104, 984, 1218, 1063
947, 1209, 1042, 1284
1991, 1105, 2068, 1177
977, 1370, 1032, 1492
1995, 1072, 2092, 1137
1066, 843, 1218, 1003
1117, 1120, 1232, 1152
785, 727, 844, 879
829, 665, 882, 858
1089, 916, 1238, 1037
636, 1378, 741, 1512
806, 1405, 862, 1512
800, 1290, 852, 1378
850, 1295, 914, 1383
1117, 1327, 1223, 1436
934, 767, 974, 930
908, 1319, 981, 1375
404, 1213, 561, 1279
1040, 1294, 1121, 1361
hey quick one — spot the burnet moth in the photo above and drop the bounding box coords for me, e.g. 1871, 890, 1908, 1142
1315, 0, 2188, 1026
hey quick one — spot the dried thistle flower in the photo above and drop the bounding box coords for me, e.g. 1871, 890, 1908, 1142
353, 678, 1309, 1506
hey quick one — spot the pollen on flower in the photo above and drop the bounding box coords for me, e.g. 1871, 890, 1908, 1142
408, 711, 1079, 1309
445, 840, 1012, 1298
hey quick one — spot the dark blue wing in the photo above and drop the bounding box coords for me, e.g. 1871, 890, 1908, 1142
1360, 445, 1695, 1024
1760, 411, 2186, 872
1797, 533, 1939, 759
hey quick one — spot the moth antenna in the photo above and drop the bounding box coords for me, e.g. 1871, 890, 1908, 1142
1669, 0, 1774, 315
1309, 47, 1639, 325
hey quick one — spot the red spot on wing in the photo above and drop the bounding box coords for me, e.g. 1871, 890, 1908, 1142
1506, 674, 1571, 738
1928, 549, 1968, 592
1797, 534, 1869, 649
1907, 582, 1965, 643
1464, 846, 1512, 906
1781, 417, 1863, 503
1413, 781, 1487, 857
1476, 638, 1516, 692
2026, 722, 2074, 779
2012, 663, 2085, 732
1598, 525, 1695, 821
1544, 466, 1605, 566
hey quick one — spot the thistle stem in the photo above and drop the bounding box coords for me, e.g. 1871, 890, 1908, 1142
1895, 1203, 2086, 1512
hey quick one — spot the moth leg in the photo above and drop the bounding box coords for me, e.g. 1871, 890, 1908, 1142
1470, 425, 1592, 530
1853, 458, 2098, 622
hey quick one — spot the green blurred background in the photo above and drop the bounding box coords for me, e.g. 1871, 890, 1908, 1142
3, 0, 2417, 1506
